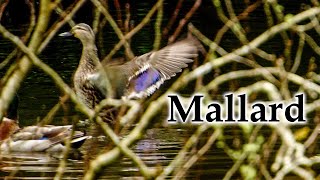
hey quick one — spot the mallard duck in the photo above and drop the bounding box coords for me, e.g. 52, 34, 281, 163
0, 95, 90, 152
59, 23, 200, 110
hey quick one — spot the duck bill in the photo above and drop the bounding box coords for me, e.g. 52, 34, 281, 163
59, 32, 73, 37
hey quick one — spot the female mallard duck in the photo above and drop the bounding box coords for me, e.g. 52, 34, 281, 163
0, 95, 90, 152
59, 23, 200, 110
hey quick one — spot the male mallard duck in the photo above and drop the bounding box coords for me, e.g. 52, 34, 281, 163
0, 95, 90, 152
59, 23, 200, 110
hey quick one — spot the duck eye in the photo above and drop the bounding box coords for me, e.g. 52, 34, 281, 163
76, 26, 87, 31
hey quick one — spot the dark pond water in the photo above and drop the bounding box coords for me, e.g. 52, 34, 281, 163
1, 1, 319, 179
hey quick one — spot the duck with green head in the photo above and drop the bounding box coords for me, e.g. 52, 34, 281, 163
60, 23, 200, 111
0, 95, 90, 152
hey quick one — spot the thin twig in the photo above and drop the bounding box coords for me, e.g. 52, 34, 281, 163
169, 0, 201, 43
102, 0, 164, 62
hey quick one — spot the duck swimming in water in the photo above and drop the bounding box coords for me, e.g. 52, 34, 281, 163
59, 23, 200, 110
0, 95, 90, 152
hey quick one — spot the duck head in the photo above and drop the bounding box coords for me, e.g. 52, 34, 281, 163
0, 94, 20, 141
59, 23, 95, 45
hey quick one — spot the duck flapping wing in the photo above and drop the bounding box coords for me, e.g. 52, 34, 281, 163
88, 35, 200, 99
124, 35, 200, 99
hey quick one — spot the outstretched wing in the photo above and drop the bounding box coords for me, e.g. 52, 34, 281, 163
125, 35, 200, 99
